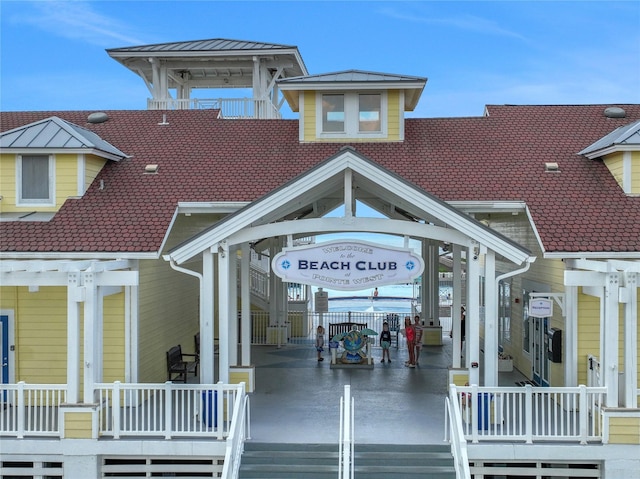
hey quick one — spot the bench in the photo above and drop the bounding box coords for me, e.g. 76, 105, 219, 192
328, 321, 368, 342
166, 345, 198, 383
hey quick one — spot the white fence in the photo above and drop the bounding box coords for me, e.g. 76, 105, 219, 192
146, 97, 281, 119
95, 381, 244, 439
0, 382, 66, 437
449, 384, 606, 444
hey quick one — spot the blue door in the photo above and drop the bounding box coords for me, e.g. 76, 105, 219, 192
1, 314, 8, 401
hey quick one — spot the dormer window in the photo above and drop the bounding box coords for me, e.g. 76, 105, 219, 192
17, 154, 55, 206
318, 92, 387, 138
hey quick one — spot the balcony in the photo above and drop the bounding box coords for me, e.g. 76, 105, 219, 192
146, 97, 281, 119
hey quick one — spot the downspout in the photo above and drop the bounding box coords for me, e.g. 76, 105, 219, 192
168, 257, 203, 284
495, 258, 533, 289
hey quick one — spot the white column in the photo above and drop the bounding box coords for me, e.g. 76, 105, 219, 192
603, 271, 620, 407
467, 243, 481, 386
218, 241, 230, 383
565, 285, 578, 387
484, 250, 497, 386
241, 243, 251, 366
201, 250, 215, 384
82, 272, 98, 404
452, 245, 463, 369
67, 273, 82, 403
228, 246, 238, 366
623, 272, 638, 407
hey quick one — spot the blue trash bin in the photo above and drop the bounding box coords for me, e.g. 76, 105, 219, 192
201, 390, 218, 428
477, 393, 491, 430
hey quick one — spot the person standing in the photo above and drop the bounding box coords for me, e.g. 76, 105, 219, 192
379, 321, 392, 363
316, 325, 325, 362
413, 315, 424, 366
403, 316, 416, 367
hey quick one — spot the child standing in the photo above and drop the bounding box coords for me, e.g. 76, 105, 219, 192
379, 321, 392, 363
316, 325, 325, 362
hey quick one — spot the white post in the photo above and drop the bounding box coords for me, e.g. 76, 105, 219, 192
67, 273, 81, 403
201, 250, 215, 384
452, 244, 463, 369
565, 285, 578, 387
241, 243, 251, 366
467, 243, 481, 386
82, 272, 98, 404
218, 241, 230, 383
228, 245, 238, 366
623, 272, 638, 407
484, 250, 497, 386
603, 271, 620, 407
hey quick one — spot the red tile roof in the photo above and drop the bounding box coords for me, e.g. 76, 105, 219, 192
1, 105, 639, 255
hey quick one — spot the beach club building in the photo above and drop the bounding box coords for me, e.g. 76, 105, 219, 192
1, 39, 639, 478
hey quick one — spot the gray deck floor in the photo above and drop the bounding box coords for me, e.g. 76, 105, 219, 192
247, 336, 527, 445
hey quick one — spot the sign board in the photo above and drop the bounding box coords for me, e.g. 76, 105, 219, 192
272, 239, 424, 291
529, 298, 553, 318
315, 289, 329, 313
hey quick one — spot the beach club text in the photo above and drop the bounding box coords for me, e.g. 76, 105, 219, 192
272, 240, 424, 291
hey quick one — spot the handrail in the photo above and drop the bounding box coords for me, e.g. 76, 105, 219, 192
220, 382, 250, 479
338, 384, 354, 479
445, 387, 472, 479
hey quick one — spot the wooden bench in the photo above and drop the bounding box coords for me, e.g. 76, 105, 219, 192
166, 345, 198, 383
328, 321, 368, 342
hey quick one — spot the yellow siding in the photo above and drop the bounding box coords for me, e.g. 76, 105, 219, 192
603, 152, 625, 190
85, 156, 107, 192
303, 91, 316, 142
577, 293, 600, 385
63, 411, 94, 439
103, 293, 126, 382
386, 90, 401, 141
632, 151, 640, 194
0, 154, 17, 214
608, 416, 640, 444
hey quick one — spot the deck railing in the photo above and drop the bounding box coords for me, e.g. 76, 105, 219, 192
0, 382, 66, 437
220, 383, 251, 479
95, 381, 244, 439
146, 97, 281, 119
444, 394, 471, 479
450, 384, 606, 444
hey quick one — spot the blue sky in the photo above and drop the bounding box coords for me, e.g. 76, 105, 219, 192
1, 0, 639, 117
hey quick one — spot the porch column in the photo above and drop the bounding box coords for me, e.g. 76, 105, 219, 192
67, 273, 82, 404
565, 285, 578, 387
623, 272, 638, 407
484, 250, 498, 386
218, 241, 230, 383
82, 272, 100, 404
467, 243, 481, 386
603, 271, 620, 407
228, 245, 238, 366
241, 243, 251, 366
452, 244, 463, 369
201, 250, 215, 384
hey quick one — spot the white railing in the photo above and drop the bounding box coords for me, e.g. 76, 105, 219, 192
146, 98, 281, 119
338, 384, 355, 479
451, 384, 606, 444
220, 382, 251, 479
95, 381, 244, 439
0, 382, 66, 437
444, 394, 471, 479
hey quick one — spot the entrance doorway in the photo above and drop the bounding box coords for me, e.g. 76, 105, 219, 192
532, 316, 550, 387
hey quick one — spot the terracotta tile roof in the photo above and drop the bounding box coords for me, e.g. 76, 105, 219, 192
1, 105, 639, 255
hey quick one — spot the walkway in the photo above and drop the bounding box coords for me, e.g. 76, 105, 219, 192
247, 336, 527, 445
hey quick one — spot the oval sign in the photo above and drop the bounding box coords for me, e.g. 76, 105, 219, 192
271, 239, 424, 291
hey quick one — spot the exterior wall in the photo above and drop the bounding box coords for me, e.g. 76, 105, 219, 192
604, 152, 625, 190
300, 90, 402, 143
604, 151, 640, 195
0, 285, 125, 384
608, 415, 640, 444
0, 153, 106, 213
633, 151, 640, 194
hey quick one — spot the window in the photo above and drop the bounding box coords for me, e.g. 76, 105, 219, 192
318, 92, 386, 138
18, 154, 54, 205
522, 289, 531, 355
498, 280, 512, 343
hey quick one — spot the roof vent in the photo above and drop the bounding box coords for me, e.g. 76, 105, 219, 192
604, 107, 626, 118
545, 162, 560, 172
144, 164, 159, 174
87, 112, 109, 124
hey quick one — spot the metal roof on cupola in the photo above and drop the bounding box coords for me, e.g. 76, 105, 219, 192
106, 38, 308, 117
0, 116, 128, 161
278, 69, 427, 112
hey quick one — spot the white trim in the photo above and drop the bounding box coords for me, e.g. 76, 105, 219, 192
580, 143, 639, 160
177, 202, 249, 214
546, 251, 640, 260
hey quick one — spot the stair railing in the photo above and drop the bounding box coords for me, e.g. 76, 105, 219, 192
338, 384, 355, 479
445, 386, 471, 479
220, 382, 251, 479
